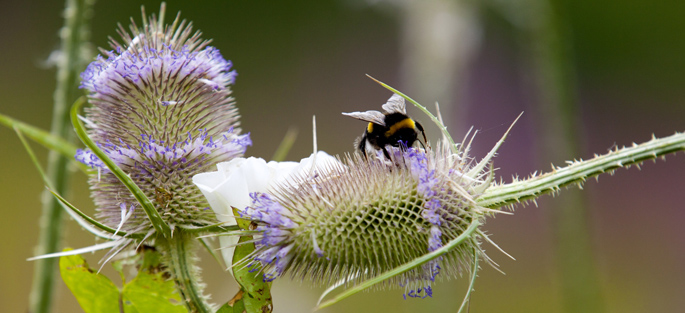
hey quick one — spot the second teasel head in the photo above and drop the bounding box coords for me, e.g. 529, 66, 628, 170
76, 7, 251, 235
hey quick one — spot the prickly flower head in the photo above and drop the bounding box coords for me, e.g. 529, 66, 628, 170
75, 8, 250, 235
239, 142, 496, 298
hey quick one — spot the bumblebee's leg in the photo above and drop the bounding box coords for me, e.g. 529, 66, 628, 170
416, 136, 427, 150
359, 137, 368, 159
415, 121, 429, 150
381, 146, 391, 160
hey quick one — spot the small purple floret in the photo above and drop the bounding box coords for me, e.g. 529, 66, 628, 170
240, 192, 297, 281
75, 149, 105, 169
400, 148, 450, 297
422, 200, 442, 226
428, 226, 443, 252
404, 286, 434, 299
246, 193, 295, 228
74, 129, 250, 172
81, 43, 237, 94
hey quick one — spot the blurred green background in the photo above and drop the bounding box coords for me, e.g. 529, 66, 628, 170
1, 0, 684, 312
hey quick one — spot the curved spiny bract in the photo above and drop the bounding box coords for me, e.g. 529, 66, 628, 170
241, 143, 497, 297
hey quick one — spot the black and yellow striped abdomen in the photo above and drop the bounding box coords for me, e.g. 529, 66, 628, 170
365, 113, 420, 152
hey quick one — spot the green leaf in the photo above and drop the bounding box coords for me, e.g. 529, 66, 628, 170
122, 247, 187, 313
14, 127, 122, 238
216, 293, 246, 313
111, 258, 127, 285
216, 302, 232, 313
14, 127, 51, 187
271, 126, 298, 162
232, 207, 273, 313
198, 237, 226, 270
59, 251, 121, 313
48, 188, 143, 238
0, 112, 87, 172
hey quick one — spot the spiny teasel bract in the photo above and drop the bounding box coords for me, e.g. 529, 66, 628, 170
238, 140, 502, 298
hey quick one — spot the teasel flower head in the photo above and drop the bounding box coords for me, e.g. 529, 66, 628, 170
234, 137, 500, 298
75, 6, 250, 237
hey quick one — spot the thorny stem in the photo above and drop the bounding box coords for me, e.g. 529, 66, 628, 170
29, 0, 94, 312
478, 132, 685, 208
159, 230, 212, 313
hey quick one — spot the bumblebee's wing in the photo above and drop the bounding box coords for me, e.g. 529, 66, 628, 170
342, 110, 386, 126
381, 93, 406, 114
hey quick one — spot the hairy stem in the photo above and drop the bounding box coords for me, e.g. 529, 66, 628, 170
478, 132, 685, 208
160, 230, 212, 313
29, 0, 94, 312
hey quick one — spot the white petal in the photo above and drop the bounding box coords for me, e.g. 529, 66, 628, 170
193, 162, 247, 224
240, 157, 281, 194
192, 151, 342, 270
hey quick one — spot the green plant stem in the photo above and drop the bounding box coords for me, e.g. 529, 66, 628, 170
529, 0, 603, 310
457, 249, 479, 313
479, 130, 685, 313
29, 0, 94, 312
160, 230, 211, 313
478, 131, 685, 208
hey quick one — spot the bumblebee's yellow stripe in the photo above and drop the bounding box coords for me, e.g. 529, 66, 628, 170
367, 122, 374, 133
385, 118, 415, 137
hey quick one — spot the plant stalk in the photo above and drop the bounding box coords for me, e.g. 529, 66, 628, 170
160, 230, 212, 313
478, 132, 685, 208
529, 0, 604, 310
29, 0, 94, 312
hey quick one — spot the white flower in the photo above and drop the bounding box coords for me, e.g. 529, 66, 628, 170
192, 151, 342, 268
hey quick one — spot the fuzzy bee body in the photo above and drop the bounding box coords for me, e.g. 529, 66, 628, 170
343, 94, 427, 159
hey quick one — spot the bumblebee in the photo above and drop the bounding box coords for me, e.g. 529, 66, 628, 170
343, 93, 427, 159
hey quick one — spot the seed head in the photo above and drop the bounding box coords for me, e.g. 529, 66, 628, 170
239, 142, 496, 297
75, 8, 250, 234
